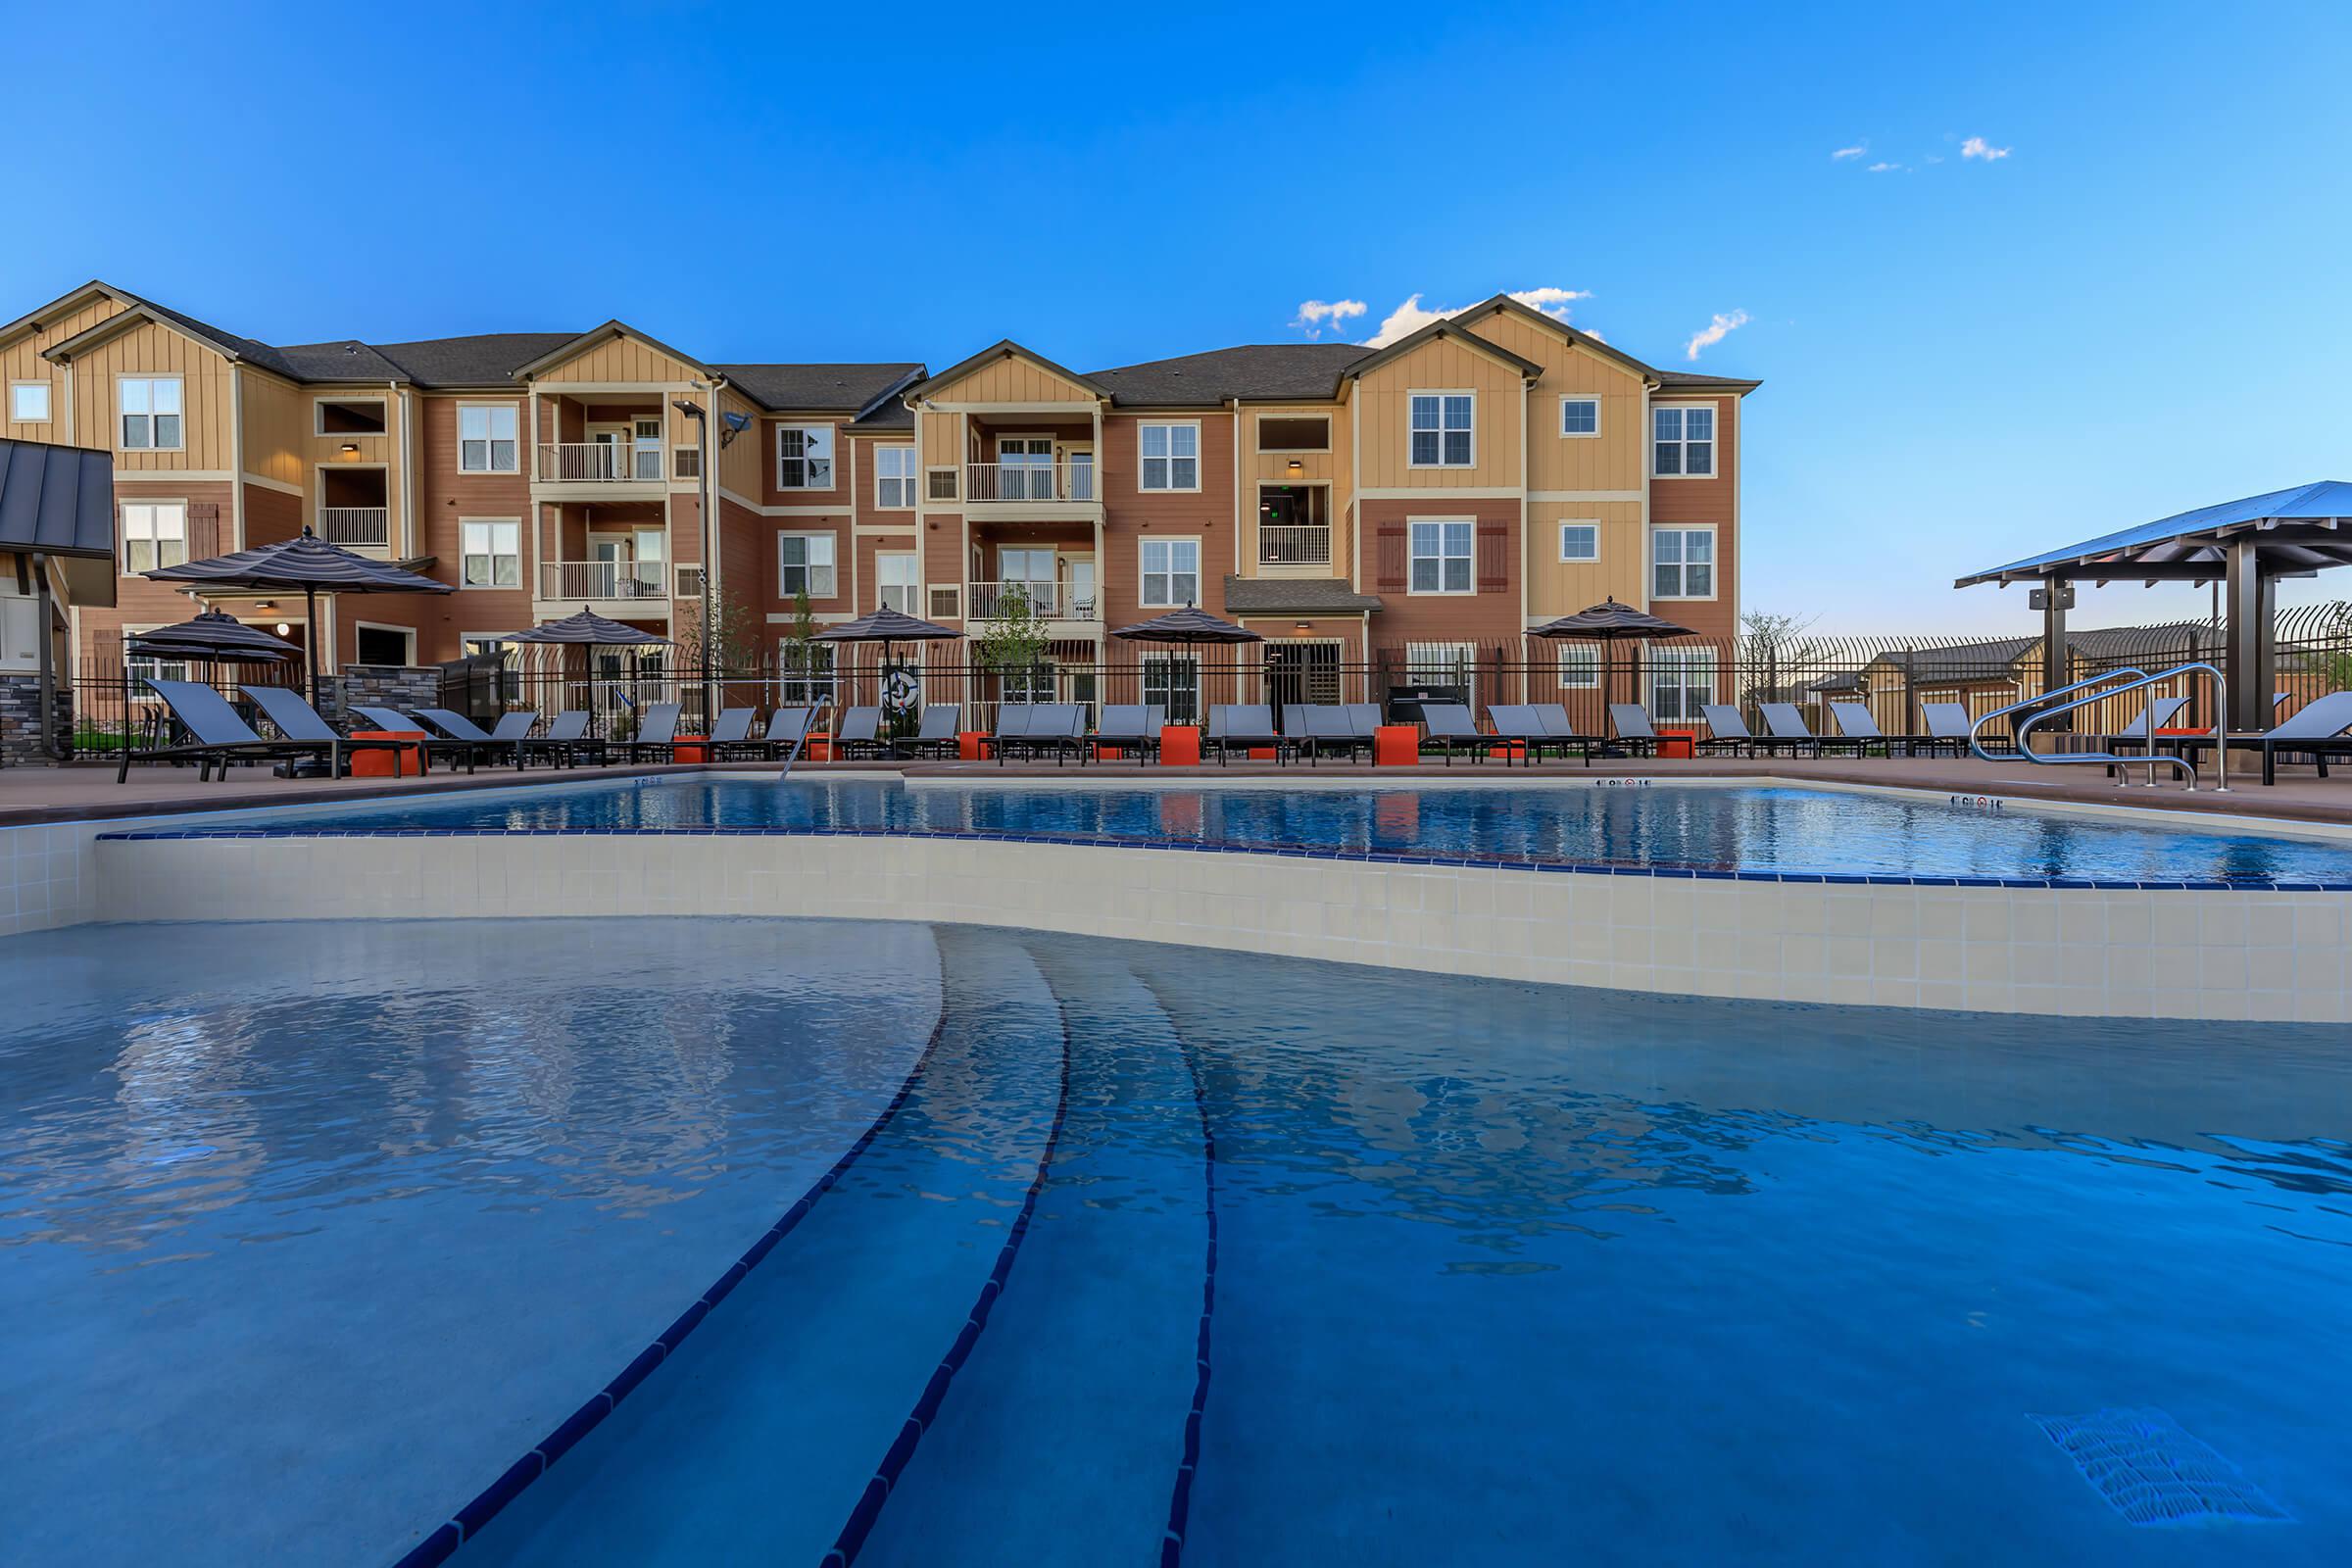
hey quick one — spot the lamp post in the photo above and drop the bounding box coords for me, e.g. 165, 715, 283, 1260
673, 398, 715, 725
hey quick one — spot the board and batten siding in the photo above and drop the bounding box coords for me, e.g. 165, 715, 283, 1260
924, 353, 1099, 406
1351, 338, 1526, 492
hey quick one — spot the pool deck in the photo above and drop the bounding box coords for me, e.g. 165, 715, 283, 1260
5, 753, 2349, 829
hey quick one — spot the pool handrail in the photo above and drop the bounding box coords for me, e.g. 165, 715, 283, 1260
1968, 662, 2228, 791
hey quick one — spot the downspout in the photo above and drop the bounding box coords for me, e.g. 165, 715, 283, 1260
32, 554, 64, 760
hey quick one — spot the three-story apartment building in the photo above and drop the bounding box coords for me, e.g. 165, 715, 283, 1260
0, 282, 1755, 715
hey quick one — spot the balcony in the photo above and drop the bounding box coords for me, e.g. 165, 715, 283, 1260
964, 461, 1095, 505
1258, 524, 1333, 566
967, 579, 1098, 622
538, 442, 664, 484
539, 560, 667, 602
318, 507, 390, 549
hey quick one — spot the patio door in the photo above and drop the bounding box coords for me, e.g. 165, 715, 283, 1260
1266, 641, 1341, 719
998, 437, 1054, 500
632, 417, 663, 480
1000, 547, 1057, 616
587, 425, 630, 480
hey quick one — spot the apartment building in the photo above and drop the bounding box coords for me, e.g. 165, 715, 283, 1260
0, 282, 1757, 712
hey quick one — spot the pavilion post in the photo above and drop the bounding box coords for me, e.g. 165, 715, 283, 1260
2224, 539, 2266, 730
2038, 575, 2070, 737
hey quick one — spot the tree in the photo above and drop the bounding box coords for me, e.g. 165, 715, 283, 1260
774, 589, 821, 697
676, 585, 764, 673
1738, 609, 1824, 706
973, 582, 1051, 691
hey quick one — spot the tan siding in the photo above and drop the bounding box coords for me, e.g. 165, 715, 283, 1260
58, 319, 236, 472
1353, 339, 1525, 490
1524, 500, 1645, 619
928, 353, 1098, 405
712, 387, 762, 498
1240, 404, 1351, 580
3, 296, 132, 442
532, 334, 702, 385
1466, 315, 1649, 495
237, 370, 309, 488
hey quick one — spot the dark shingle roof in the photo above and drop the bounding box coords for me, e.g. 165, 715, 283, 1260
718, 364, 924, 414
368, 332, 581, 386
846, 402, 914, 434
1090, 344, 1363, 406
1221, 575, 1383, 614
1652, 368, 1762, 391
273, 339, 423, 382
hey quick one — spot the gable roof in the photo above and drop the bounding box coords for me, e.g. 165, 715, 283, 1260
367, 332, 579, 386
905, 339, 1111, 403
1089, 344, 1362, 406
513, 319, 715, 380
1448, 294, 1665, 381
716, 363, 925, 415
0, 280, 133, 352
1340, 318, 1544, 382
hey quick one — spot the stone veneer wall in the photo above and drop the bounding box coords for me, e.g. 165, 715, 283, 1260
322, 665, 442, 723
0, 674, 74, 766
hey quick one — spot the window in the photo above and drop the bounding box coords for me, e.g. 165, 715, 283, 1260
355, 624, 414, 665
1652, 527, 1716, 599
119, 376, 183, 451
672, 446, 702, 479
777, 531, 837, 598
10, 381, 50, 423
778, 641, 836, 705
1139, 422, 1199, 491
1408, 519, 1474, 594
460, 519, 520, 586
927, 466, 958, 501
1408, 393, 1474, 466
928, 584, 962, 620
874, 446, 916, 509
315, 398, 387, 436
1556, 643, 1602, 689
1647, 647, 1718, 722
1140, 537, 1200, 607
1653, 405, 1715, 476
775, 424, 835, 490
1259, 415, 1329, 452
1002, 659, 1057, 706
459, 405, 518, 472
1143, 655, 1200, 724
1558, 522, 1599, 563
876, 552, 919, 612
124, 630, 189, 689
1560, 397, 1599, 437
120, 502, 187, 573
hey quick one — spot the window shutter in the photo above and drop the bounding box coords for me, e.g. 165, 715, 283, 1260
1375, 523, 1407, 591
188, 503, 221, 559
1476, 521, 1509, 592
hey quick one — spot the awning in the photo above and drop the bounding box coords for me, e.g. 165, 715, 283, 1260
1956, 480, 2352, 586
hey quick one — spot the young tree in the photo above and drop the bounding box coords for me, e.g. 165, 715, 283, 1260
973, 582, 1051, 687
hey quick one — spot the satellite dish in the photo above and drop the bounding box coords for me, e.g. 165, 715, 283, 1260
719, 410, 753, 447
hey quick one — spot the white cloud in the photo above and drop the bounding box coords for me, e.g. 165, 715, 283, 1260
1960, 135, 2011, 162
1360, 286, 1592, 347
1832, 143, 1868, 160
1291, 298, 1367, 338
1684, 310, 1750, 362
1866, 161, 1905, 173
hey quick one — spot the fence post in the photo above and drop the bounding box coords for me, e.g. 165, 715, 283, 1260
1903, 645, 1917, 739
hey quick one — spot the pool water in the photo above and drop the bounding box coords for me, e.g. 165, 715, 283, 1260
5, 918, 2347, 1565
214, 775, 2352, 886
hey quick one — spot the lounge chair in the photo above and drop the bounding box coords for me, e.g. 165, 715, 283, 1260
1698, 705, 1761, 759
995, 703, 1088, 764
897, 704, 962, 760
831, 705, 886, 760
2147, 691, 2352, 786
1829, 702, 1965, 760
612, 702, 683, 763
533, 710, 605, 767
1922, 703, 1976, 752
990, 704, 1034, 763
708, 708, 759, 758
351, 705, 493, 773
1759, 703, 1866, 758
1296, 704, 1373, 764
1094, 704, 1164, 761
1485, 705, 1586, 766
239, 685, 448, 776
1417, 702, 1489, 765
2096, 697, 2191, 764
1606, 704, 1665, 758
742, 705, 823, 762
1343, 704, 1382, 744
414, 708, 545, 769
118, 680, 411, 783
1206, 705, 1282, 764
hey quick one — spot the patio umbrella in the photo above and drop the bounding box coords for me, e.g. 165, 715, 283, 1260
1108, 604, 1264, 645
497, 607, 673, 646
145, 525, 453, 702
1527, 597, 1694, 734
125, 607, 300, 664
819, 606, 961, 719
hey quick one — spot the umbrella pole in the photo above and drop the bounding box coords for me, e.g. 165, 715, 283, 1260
306, 585, 320, 707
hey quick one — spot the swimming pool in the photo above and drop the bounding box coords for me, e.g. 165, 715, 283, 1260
157, 775, 2352, 887
7, 917, 2348, 1565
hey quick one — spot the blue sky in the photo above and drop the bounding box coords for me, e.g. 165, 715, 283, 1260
7, 0, 2349, 633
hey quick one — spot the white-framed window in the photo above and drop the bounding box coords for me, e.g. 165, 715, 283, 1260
1647, 646, 1719, 722
1002, 659, 1057, 706
1408, 392, 1474, 467
1139, 421, 1200, 491
120, 501, 187, 573
9, 381, 51, 423
777, 531, 837, 598
119, 376, 183, 451
1142, 653, 1200, 724
778, 640, 836, 705
1652, 526, 1717, 600
1559, 396, 1600, 438
874, 445, 916, 509
1140, 536, 1200, 607
1408, 518, 1474, 594
459, 404, 518, 472
1653, 404, 1716, 477
1556, 643, 1602, 689
876, 552, 919, 612
775, 424, 835, 490
460, 518, 520, 587
122, 627, 190, 688
1557, 522, 1599, 563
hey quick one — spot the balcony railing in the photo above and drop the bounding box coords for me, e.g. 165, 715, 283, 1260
1258, 524, 1333, 565
965, 461, 1094, 503
318, 507, 390, 548
539, 560, 667, 601
539, 442, 663, 482
967, 580, 1097, 620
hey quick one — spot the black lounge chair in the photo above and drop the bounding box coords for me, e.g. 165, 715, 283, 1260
1417, 702, 1489, 764
898, 704, 962, 760
239, 685, 443, 776
1094, 704, 1164, 761
351, 705, 490, 773
1606, 704, 1666, 758
1207, 705, 1282, 764
1830, 702, 1965, 759
532, 710, 604, 766
994, 703, 1088, 764
990, 704, 1033, 762
119, 680, 409, 783
1296, 704, 1374, 764
612, 702, 683, 763
2096, 697, 2192, 767
739, 705, 823, 762
1921, 703, 1976, 753
832, 705, 887, 760
1698, 705, 1764, 759
708, 708, 759, 758
2148, 691, 2352, 786
1759, 703, 1866, 758
415, 708, 545, 768
1488, 704, 1598, 766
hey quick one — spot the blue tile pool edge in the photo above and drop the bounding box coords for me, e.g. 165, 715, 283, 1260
89, 822, 2352, 894
386, 984, 955, 1568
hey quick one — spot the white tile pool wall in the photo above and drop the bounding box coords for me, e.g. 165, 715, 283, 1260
0, 820, 108, 937
91, 833, 2352, 1022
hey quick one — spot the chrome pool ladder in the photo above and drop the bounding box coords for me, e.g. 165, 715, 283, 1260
778, 699, 830, 780
1968, 663, 2230, 791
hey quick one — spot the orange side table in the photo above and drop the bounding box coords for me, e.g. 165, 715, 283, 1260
1159, 725, 1201, 766
350, 729, 426, 777
1656, 731, 1696, 760
804, 734, 833, 762
1373, 724, 1418, 766
671, 734, 710, 764
959, 730, 987, 761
